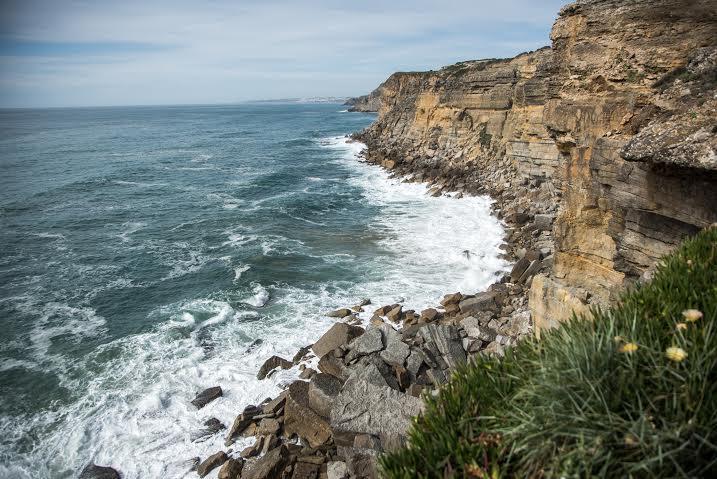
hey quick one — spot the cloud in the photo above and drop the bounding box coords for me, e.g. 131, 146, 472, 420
0, 0, 566, 107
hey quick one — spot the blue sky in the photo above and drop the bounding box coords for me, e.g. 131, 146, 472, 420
0, 0, 566, 108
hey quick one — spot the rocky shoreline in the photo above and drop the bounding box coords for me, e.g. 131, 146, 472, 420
171, 140, 546, 479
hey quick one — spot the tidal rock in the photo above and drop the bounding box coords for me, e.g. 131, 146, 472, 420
284, 381, 332, 448
225, 404, 262, 446
292, 345, 313, 364
196, 451, 228, 478
191, 417, 226, 442
257, 355, 293, 380
79, 464, 120, 479
191, 386, 223, 409
312, 323, 365, 359
256, 417, 281, 436
242, 445, 289, 479
327, 308, 353, 318
218, 458, 244, 479
386, 305, 403, 322
308, 373, 343, 418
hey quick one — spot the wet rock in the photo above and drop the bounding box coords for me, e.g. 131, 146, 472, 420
293, 345, 313, 364
262, 391, 287, 414
191, 417, 226, 442
308, 373, 343, 418
312, 323, 365, 359
373, 304, 398, 316
284, 381, 332, 448
327, 308, 353, 318
225, 405, 262, 446
440, 292, 462, 306
196, 451, 228, 478
386, 305, 403, 322
218, 458, 244, 479
257, 355, 293, 380
79, 464, 120, 479
299, 367, 316, 380
242, 445, 289, 479
191, 386, 223, 409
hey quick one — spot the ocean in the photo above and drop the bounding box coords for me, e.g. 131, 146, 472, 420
0, 103, 508, 478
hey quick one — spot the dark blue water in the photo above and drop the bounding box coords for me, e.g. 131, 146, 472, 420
0, 103, 506, 478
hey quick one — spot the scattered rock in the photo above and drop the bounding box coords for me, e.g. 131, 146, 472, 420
242, 445, 289, 479
196, 451, 228, 478
191, 417, 226, 442
284, 381, 332, 448
327, 308, 353, 318
79, 464, 120, 479
312, 323, 365, 359
191, 386, 223, 409
257, 355, 293, 380
459, 292, 498, 314
218, 458, 244, 479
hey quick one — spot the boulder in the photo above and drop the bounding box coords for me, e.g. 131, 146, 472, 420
256, 417, 281, 436
327, 461, 349, 479
262, 391, 287, 414
345, 327, 384, 363
312, 323, 365, 359
291, 461, 321, 479
191, 386, 223, 409
225, 405, 262, 446
458, 292, 498, 314
327, 308, 353, 318
509, 257, 531, 282
242, 445, 289, 479
440, 292, 462, 306
419, 308, 440, 322
284, 381, 332, 448
330, 378, 424, 452
308, 373, 343, 418
292, 345, 313, 364
419, 324, 466, 370
79, 464, 120, 479
373, 304, 397, 316
386, 305, 403, 322
218, 458, 244, 479
517, 259, 542, 284
405, 349, 426, 377
196, 451, 228, 478
257, 355, 293, 380
191, 417, 226, 442
318, 354, 349, 380
378, 325, 410, 367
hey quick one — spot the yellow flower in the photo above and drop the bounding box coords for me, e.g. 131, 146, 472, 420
618, 342, 638, 353
682, 309, 703, 322
676, 322, 687, 331
666, 347, 687, 362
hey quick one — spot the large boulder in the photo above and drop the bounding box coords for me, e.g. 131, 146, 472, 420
78, 464, 120, 479
218, 458, 244, 479
327, 308, 353, 318
196, 451, 228, 478
191, 386, 223, 409
330, 378, 424, 452
378, 325, 410, 367
308, 373, 343, 418
312, 323, 365, 359
257, 355, 293, 380
283, 381, 332, 448
225, 404, 262, 446
419, 324, 466, 370
458, 292, 498, 314
345, 327, 384, 363
318, 354, 349, 380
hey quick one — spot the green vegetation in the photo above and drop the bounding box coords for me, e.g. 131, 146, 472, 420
381, 226, 717, 478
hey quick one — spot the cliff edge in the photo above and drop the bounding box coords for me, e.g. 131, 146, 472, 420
355, 0, 717, 336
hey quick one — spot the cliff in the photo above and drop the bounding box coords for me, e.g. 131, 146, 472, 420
356, 0, 717, 336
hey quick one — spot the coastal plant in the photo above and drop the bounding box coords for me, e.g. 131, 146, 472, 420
380, 226, 717, 478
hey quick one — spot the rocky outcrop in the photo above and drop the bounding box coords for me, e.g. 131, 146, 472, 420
354, 0, 717, 336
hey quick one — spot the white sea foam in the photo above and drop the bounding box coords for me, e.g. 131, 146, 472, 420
118, 222, 146, 242
233, 264, 251, 281
4, 134, 508, 479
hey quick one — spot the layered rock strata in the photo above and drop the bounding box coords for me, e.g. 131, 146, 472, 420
356, 0, 716, 335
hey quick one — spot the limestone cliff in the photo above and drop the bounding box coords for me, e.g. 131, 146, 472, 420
355, 0, 717, 336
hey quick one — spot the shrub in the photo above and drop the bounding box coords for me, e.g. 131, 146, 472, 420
381, 226, 717, 478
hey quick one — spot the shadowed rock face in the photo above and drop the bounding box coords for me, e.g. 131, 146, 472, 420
355, 0, 717, 335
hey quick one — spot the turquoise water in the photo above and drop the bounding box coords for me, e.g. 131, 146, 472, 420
0, 103, 507, 478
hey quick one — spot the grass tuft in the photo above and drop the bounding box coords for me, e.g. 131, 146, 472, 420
381, 226, 717, 478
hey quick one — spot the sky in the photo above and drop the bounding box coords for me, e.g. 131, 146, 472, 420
0, 0, 566, 108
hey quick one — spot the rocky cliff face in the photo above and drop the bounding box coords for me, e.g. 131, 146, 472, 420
356, 0, 717, 336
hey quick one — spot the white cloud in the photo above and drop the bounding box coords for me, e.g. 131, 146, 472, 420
0, 0, 566, 107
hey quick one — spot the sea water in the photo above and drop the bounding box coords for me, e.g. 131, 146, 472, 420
0, 103, 508, 478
